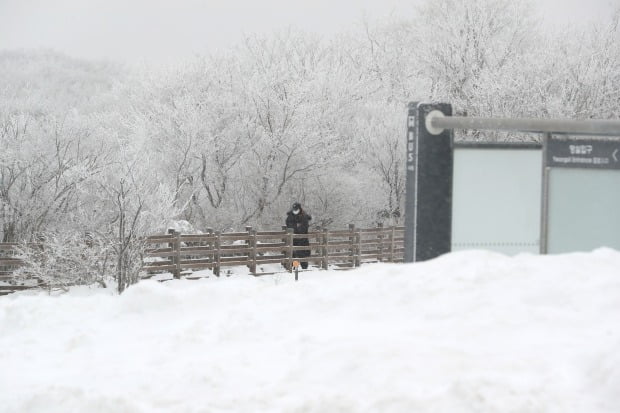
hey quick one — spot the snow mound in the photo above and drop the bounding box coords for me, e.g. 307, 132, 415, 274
1, 249, 619, 412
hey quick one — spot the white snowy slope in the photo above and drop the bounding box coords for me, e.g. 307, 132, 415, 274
0, 249, 619, 413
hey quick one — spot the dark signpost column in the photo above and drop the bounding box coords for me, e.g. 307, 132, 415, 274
404, 102, 454, 262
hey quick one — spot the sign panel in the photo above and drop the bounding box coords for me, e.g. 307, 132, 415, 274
546, 168, 620, 253
452, 145, 542, 255
547, 137, 620, 170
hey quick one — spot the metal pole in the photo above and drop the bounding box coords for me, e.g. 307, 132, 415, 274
540, 133, 551, 254
429, 115, 620, 137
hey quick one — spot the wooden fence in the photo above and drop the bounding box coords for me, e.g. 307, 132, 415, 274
0, 243, 43, 296
0, 224, 405, 294
143, 224, 404, 278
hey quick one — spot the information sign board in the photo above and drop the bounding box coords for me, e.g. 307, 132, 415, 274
547, 137, 620, 170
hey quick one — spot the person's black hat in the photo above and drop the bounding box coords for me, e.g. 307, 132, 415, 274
292, 202, 301, 211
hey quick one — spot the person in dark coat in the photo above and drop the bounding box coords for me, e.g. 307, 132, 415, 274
285, 202, 312, 269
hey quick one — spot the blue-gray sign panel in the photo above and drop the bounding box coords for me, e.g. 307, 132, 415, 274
547, 168, 620, 253
547, 137, 620, 170
451, 147, 542, 255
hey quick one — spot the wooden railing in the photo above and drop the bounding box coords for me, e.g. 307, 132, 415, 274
0, 243, 39, 296
0, 224, 405, 293
143, 224, 405, 278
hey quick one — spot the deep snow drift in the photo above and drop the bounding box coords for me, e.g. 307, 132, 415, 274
1, 249, 619, 412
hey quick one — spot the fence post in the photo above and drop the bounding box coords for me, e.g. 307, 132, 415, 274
348, 224, 356, 267
281, 226, 289, 271
167, 229, 180, 279
214, 231, 221, 277
174, 231, 182, 279
286, 228, 294, 272
322, 229, 329, 270
248, 228, 258, 275
252, 229, 258, 275
377, 223, 384, 262
355, 229, 362, 267
206, 228, 213, 273
389, 226, 396, 263
245, 226, 253, 273
167, 228, 174, 268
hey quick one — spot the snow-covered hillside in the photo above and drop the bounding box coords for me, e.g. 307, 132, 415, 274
1, 249, 619, 412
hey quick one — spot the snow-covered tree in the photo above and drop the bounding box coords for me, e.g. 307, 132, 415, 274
12, 231, 113, 293
0, 112, 109, 241
86, 131, 179, 293
407, 0, 540, 118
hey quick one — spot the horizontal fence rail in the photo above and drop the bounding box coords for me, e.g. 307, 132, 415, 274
427, 114, 620, 136
143, 224, 405, 278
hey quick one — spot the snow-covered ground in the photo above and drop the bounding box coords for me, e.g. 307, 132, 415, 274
1, 249, 619, 413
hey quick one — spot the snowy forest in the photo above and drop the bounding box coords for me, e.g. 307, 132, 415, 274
1, 0, 619, 289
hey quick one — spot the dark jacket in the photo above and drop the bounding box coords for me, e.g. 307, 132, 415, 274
286, 209, 312, 246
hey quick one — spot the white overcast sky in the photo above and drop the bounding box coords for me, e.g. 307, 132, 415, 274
0, 0, 617, 65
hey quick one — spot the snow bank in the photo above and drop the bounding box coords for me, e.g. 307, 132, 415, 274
1, 249, 619, 412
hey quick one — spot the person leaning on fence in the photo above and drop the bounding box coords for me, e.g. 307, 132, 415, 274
285, 202, 312, 269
